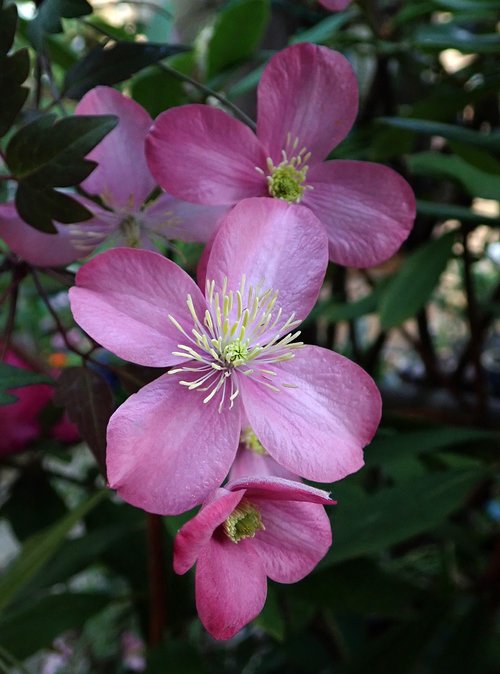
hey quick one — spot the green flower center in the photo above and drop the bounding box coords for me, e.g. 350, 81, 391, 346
267, 162, 308, 202
240, 427, 267, 455
223, 501, 265, 543
223, 340, 249, 366
120, 216, 141, 247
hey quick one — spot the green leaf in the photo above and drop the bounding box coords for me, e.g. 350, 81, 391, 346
15, 182, 93, 233
206, 0, 270, 79
0, 2, 17, 56
417, 199, 500, 225
0, 362, 51, 405
0, 3, 29, 138
290, 7, 355, 44
435, 0, 500, 10
409, 152, 500, 200
63, 41, 190, 99
130, 52, 194, 116
6, 114, 117, 183
54, 367, 114, 477
254, 586, 285, 641
414, 23, 500, 54
0, 593, 110, 659
379, 232, 455, 329
323, 469, 484, 566
0, 489, 106, 616
27, 0, 92, 50
6, 113, 117, 231
379, 117, 500, 153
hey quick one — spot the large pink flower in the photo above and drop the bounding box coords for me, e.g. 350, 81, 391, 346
69, 198, 381, 515
146, 42, 415, 268
174, 476, 334, 640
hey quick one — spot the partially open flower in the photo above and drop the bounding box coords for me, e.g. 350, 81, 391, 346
174, 476, 335, 640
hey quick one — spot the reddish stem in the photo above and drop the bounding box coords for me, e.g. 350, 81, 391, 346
147, 513, 167, 647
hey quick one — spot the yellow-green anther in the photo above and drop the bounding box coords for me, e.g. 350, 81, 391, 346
241, 427, 267, 455
224, 501, 265, 543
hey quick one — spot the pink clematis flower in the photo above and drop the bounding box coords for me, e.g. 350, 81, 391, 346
69, 197, 381, 515
74, 86, 226, 249
174, 476, 334, 640
319, 0, 352, 11
146, 42, 415, 268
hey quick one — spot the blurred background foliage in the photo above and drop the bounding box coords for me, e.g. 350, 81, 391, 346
0, 0, 499, 672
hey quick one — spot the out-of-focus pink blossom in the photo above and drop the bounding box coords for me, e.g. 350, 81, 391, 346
146, 42, 415, 268
174, 476, 334, 639
70, 197, 381, 515
319, 0, 352, 11
0, 348, 79, 456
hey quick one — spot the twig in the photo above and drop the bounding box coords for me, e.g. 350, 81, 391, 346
1, 276, 19, 360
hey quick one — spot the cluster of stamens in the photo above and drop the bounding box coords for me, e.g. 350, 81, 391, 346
223, 500, 265, 543
168, 275, 303, 412
257, 133, 313, 204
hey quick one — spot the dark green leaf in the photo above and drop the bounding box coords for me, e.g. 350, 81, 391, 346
379, 232, 455, 329
290, 7, 356, 44
254, 586, 285, 641
0, 362, 51, 405
15, 182, 93, 233
206, 0, 270, 79
417, 199, 500, 225
0, 593, 110, 659
414, 23, 500, 54
54, 367, 114, 477
6, 113, 116, 231
0, 2, 17, 56
6, 114, 117, 183
3, 470, 67, 541
63, 41, 190, 99
323, 469, 484, 566
0, 489, 106, 615
292, 559, 419, 617
435, 0, 500, 10
27, 0, 92, 50
409, 152, 500, 200
379, 117, 500, 153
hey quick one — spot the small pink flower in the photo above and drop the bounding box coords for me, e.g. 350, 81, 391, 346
74, 86, 226, 249
319, 0, 352, 11
174, 476, 334, 640
146, 42, 415, 268
0, 87, 225, 267
69, 198, 381, 515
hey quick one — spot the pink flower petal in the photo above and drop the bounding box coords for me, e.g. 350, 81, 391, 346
142, 192, 228, 243
206, 198, 328, 323
241, 345, 382, 482
228, 446, 299, 481
257, 44, 358, 165
305, 160, 416, 267
146, 104, 268, 205
69, 248, 207, 367
174, 489, 245, 574
107, 373, 242, 514
228, 476, 334, 504
76, 86, 155, 210
319, 0, 352, 10
196, 536, 267, 640
0, 203, 92, 266
252, 499, 332, 582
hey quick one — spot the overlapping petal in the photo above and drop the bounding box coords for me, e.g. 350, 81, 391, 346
252, 499, 332, 582
257, 43, 358, 165
305, 160, 416, 267
142, 192, 228, 243
69, 248, 207, 367
241, 345, 382, 482
206, 198, 328, 324
0, 202, 95, 266
76, 86, 155, 210
106, 373, 242, 514
196, 537, 267, 640
174, 489, 244, 574
146, 104, 268, 205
